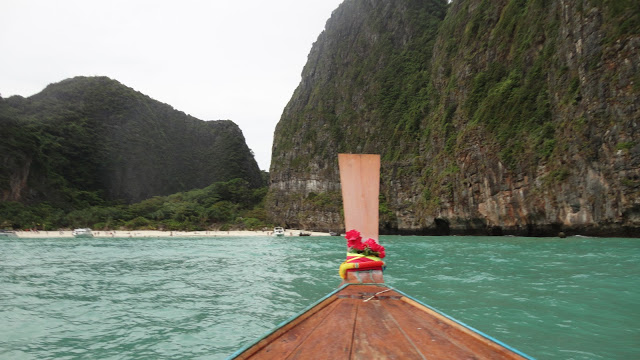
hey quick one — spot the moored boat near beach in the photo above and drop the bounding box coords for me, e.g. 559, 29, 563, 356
228, 154, 533, 359
72, 228, 94, 238
0, 230, 18, 238
273, 227, 285, 237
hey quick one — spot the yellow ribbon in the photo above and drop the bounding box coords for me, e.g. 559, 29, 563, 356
339, 253, 385, 279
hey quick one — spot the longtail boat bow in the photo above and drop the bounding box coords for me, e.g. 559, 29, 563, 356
228, 154, 533, 360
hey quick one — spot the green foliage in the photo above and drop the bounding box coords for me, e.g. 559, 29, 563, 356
306, 192, 336, 207
0, 76, 263, 212
372, 3, 444, 155
379, 194, 397, 229
64, 205, 130, 228
466, 63, 507, 119
588, 0, 640, 43
545, 169, 570, 184
206, 201, 237, 223
616, 141, 635, 151
125, 216, 153, 229
0, 178, 269, 231
564, 77, 582, 105
467, 47, 554, 169
241, 217, 263, 230
265, 0, 640, 232
452, 0, 559, 169
272, 0, 448, 171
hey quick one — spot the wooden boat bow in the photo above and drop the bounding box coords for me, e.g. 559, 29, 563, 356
229, 280, 531, 359
228, 154, 533, 359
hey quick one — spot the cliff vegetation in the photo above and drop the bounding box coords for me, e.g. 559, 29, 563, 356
1, 76, 265, 229
0, 178, 269, 231
268, 0, 640, 237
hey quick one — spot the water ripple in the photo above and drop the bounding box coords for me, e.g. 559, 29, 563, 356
1, 235, 638, 359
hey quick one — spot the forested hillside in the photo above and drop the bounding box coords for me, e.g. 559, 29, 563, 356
1, 76, 264, 228
268, 0, 640, 236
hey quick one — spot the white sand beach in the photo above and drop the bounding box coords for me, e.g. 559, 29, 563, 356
14, 229, 334, 238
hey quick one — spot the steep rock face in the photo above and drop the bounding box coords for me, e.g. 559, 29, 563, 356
426, 0, 640, 236
268, 0, 639, 236
268, 0, 447, 230
0, 76, 263, 205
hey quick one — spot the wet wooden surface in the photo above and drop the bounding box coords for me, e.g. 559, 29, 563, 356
232, 154, 528, 359
233, 283, 528, 360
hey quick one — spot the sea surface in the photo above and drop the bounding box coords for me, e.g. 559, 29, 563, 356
1, 235, 638, 359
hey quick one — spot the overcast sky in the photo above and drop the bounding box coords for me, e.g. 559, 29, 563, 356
0, 0, 345, 170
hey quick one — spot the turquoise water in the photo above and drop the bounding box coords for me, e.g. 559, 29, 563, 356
0, 236, 638, 359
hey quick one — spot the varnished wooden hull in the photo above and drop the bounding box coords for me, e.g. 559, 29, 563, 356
229, 154, 532, 359
228, 275, 532, 359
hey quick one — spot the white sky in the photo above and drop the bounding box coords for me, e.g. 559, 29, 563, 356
0, 0, 345, 171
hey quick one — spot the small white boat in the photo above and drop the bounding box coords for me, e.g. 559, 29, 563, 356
273, 227, 285, 237
0, 230, 17, 238
72, 228, 94, 238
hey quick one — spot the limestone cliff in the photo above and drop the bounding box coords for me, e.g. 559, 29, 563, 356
0, 76, 263, 207
268, 0, 639, 236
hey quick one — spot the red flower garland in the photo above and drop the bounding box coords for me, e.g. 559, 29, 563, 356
345, 229, 386, 258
